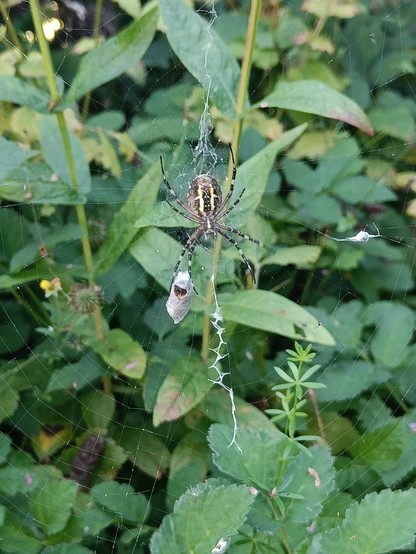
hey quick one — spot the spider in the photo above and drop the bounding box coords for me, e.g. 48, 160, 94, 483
160, 146, 260, 288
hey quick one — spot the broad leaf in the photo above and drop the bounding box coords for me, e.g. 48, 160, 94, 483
37, 115, 91, 194
227, 125, 308, 227
153, 355, 213, 426
0, 515, 43, 554
88, 329, 146, 380
65, 7, 158, 105
95, 161, 161, 275
260, 80, 374, 135
29, 479, 78, 536
366, 303, 415, 368
220, 289, 335, 345
92, 481, 148, 523
81, 390, 116, 432
262, 245, 322, 268
150, 481, 254, 553
45, 356, 104, 394
209, 424, 287, 490
159, 0, 240, 117
312, 489, 416, 553
114, 428, 171, 479
202, 389, 279, 435
282, 445, 336, 547
0, 162, 86, 205
0, 137, 36, 180
0, 76, 50, 112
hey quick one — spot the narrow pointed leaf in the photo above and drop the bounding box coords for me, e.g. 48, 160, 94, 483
220, 289, 335, 345
159, 0, 240, 116
260, 80, 374, 135
65, 6, 158, 105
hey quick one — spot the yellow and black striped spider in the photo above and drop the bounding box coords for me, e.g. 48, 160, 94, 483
160, 147, 260, 287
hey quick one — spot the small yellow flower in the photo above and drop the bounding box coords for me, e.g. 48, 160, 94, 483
39, 277, 62, 298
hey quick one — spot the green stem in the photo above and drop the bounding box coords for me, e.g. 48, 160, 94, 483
200, 0, 262, 360
29, 0, 106, 354
0, 1, 22, 50
29, 0, 60, 106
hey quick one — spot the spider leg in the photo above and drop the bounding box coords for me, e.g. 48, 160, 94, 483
171, 227, 203, 291
160, 156, 193, 214
218, 223, 261, 245
217, 229, 256, 283
216, 188, 246, 219
166, 199, 200, 224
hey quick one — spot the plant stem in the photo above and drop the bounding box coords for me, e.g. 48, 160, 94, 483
29, 0, 106, 350
29, 0, 60, 105
30, 0, 108, 390
200, 0, 261, 360
0, 1, 22, 50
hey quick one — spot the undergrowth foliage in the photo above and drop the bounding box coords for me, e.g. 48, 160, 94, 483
0, 0, 416, 552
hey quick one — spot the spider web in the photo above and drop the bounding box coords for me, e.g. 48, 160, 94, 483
0, 0, 416, 552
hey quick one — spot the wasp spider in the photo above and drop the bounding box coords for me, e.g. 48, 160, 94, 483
160, 147, 260, 287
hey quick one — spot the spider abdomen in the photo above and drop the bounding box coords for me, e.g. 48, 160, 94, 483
187, 175, 222, 217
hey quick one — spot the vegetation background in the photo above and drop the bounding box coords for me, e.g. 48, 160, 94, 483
0, 0, 415, 552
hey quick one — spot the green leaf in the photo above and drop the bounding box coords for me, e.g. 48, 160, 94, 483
0, 386, 19, 424
153, 355, 213, 427
81, 390, 116, 433
115, 428, 171, 479
317, 361, 390, 402
209, 424, 287, 490
0, 137, 36, 180
349, 422, 404, 474
202, 389, 281, 435
220, 289, 335, 345
37, 115, 91, 194
313, 489, 416, 553
0, 76, 51, 112
10, 224, 83, 273
262, 245, 322, 269
367, 303, 415, 368
227, 125, 308, 227
0, 262, 86, 291
63, 491, 115, 541
260, 80, 374, 135
167, 435, 208, 507
113, 0, 142, 19
130, 227, 204, 291
95, 161, 161, 275
43, 545, 94, 554
65, 6, 158, 105
159, 0, 240, 117
0, 162, 86, 205
0, 433, 12, 464
369, 104, 416, 142
0, 515, 43, 554
331, 175, 396, 204
45, 356, 104, 394
150, 481, 254, 553
88, 329, 147, 380
29, 478, 78, 536
282, 445, 335, 546
91, 481, 148, 523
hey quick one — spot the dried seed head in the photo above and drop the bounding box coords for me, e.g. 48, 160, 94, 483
88, 217, 107, 250
69, 283, 102, 314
